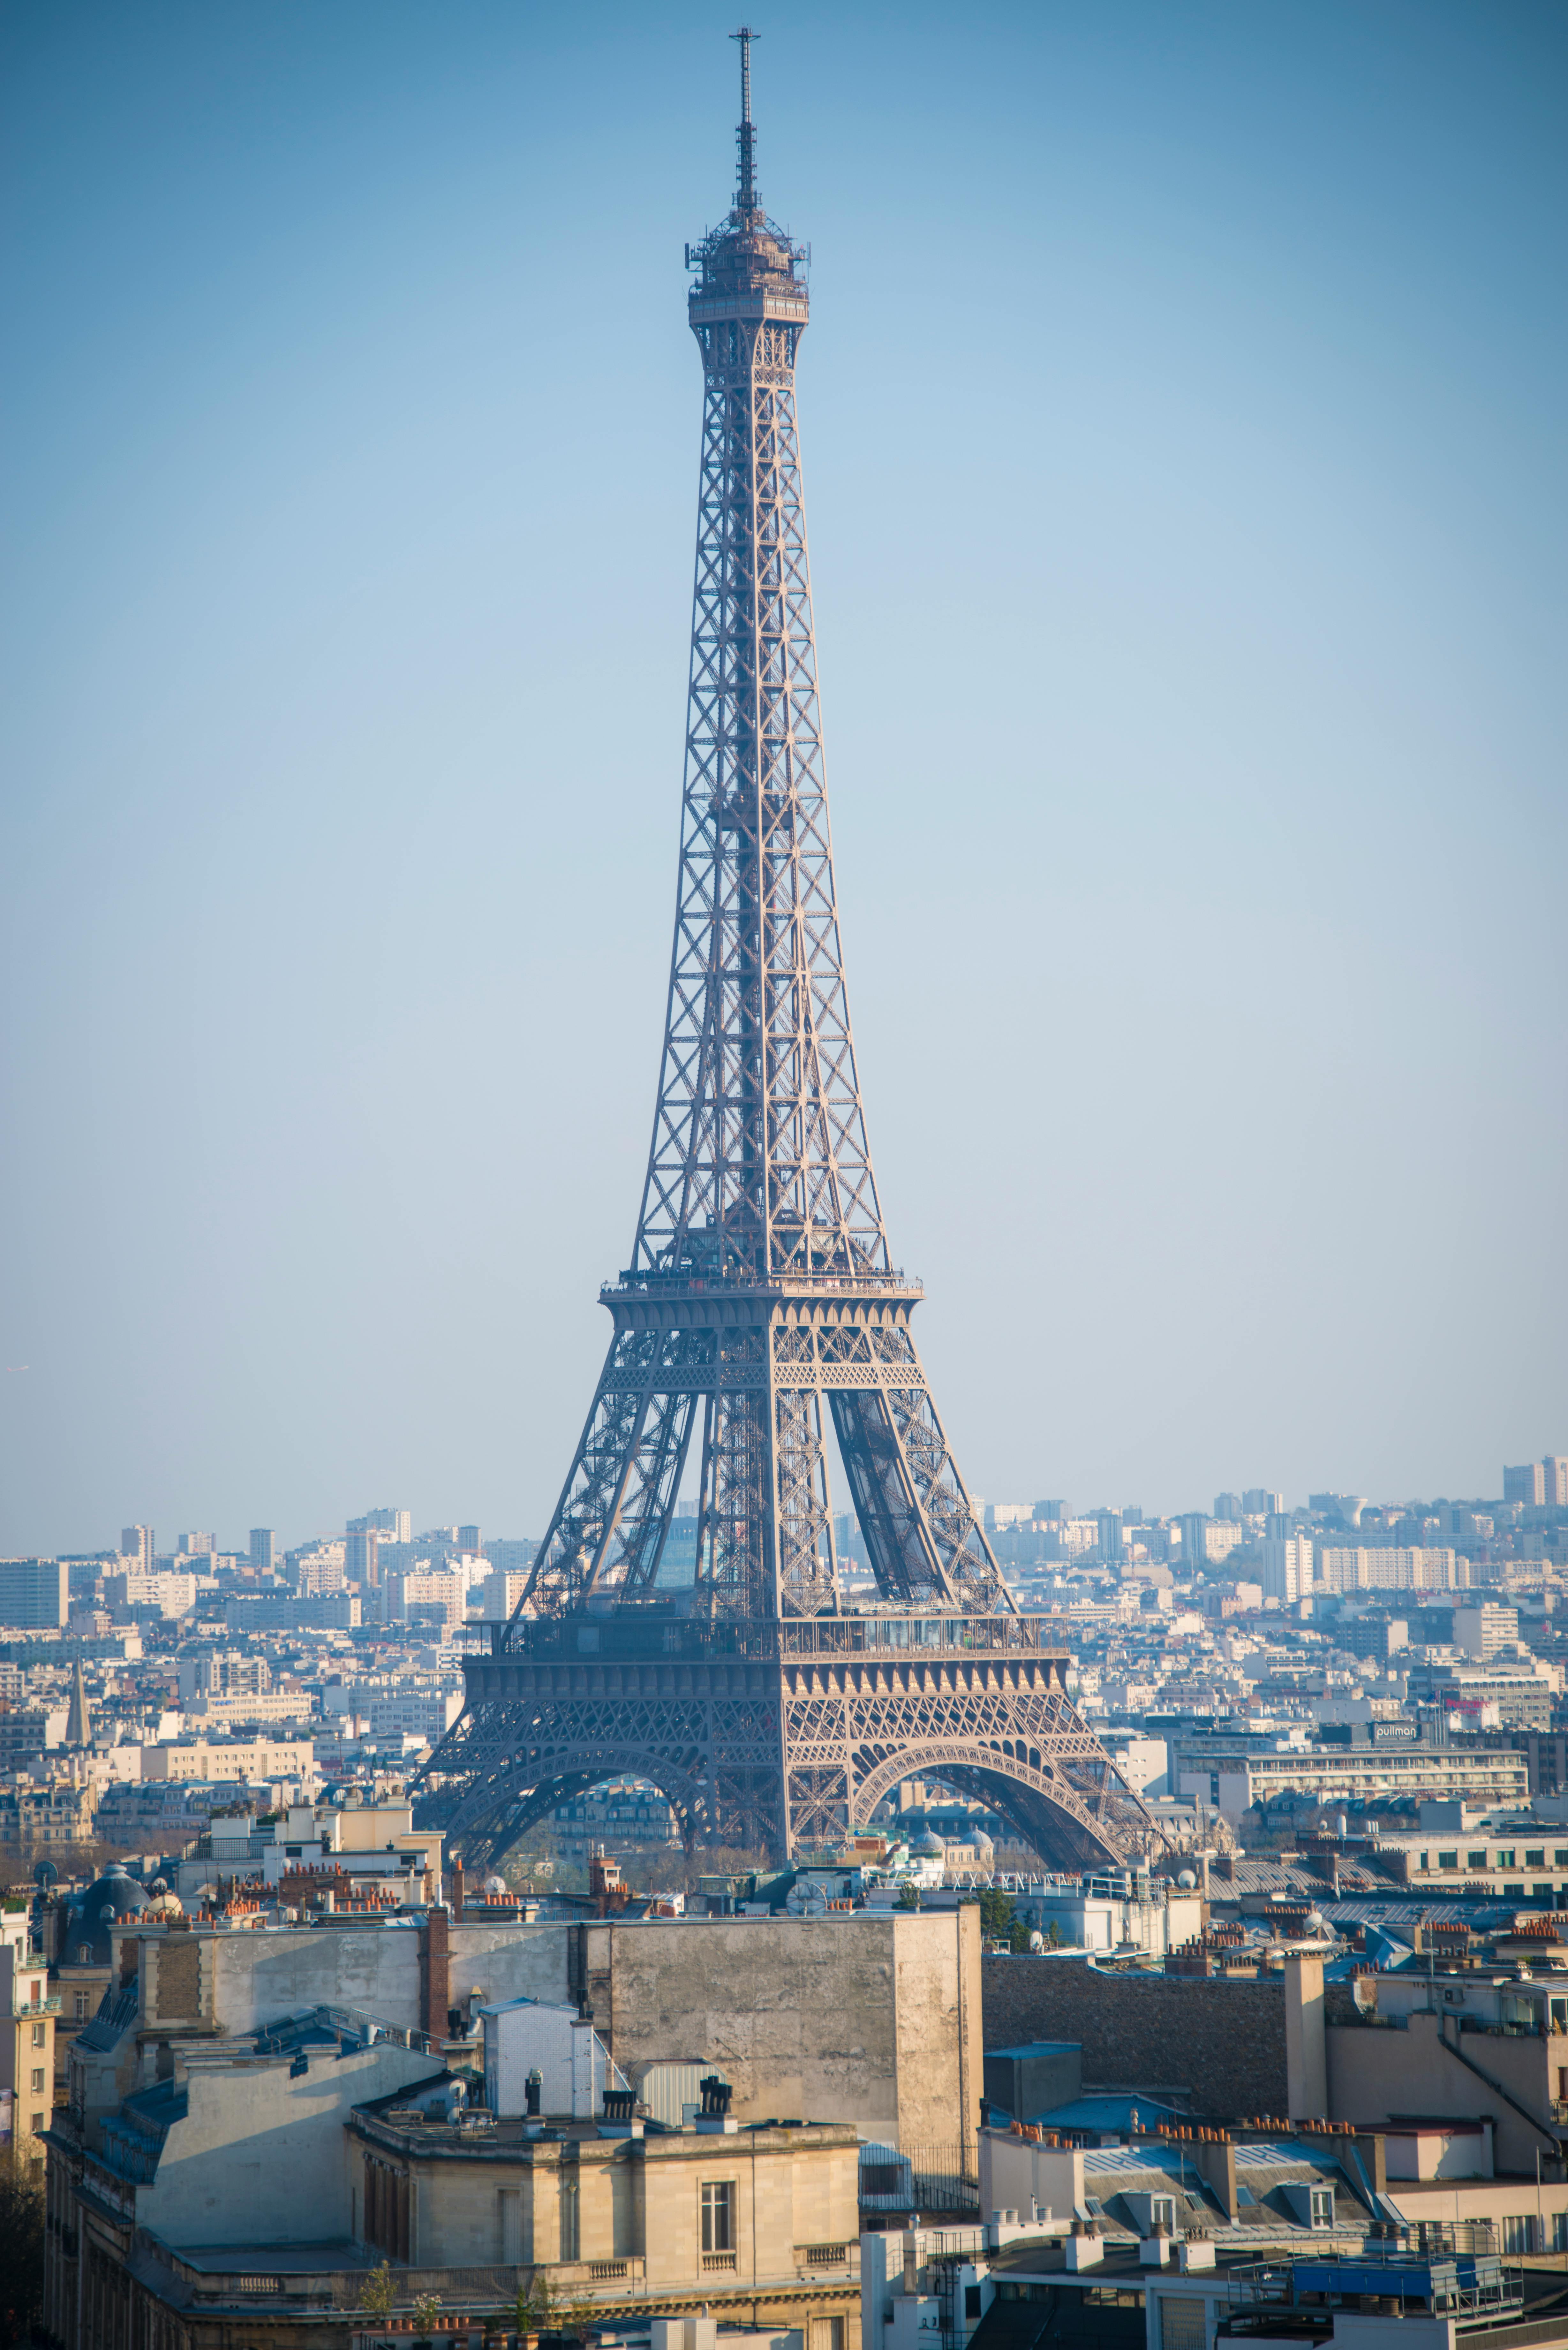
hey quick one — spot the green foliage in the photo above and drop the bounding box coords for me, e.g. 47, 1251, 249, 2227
977, 1888, 1015, 1939
894, 1880, 921, 1911
413, 2292, 443, 2336
0, 2152, 43, 2349
358, 2261, 398, 2321
1007, 1915, 1032, 1954
514, 2269, 555, 2332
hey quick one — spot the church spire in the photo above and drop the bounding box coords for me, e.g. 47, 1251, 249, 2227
66, 1649, 92, 1749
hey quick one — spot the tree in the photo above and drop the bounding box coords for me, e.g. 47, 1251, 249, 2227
413, 2292, 443, 2340
0, 2152, 43, 2349
977, 1888, 1015, 1941
895, 1880, 921, 1911
358, 2261, 397, 2323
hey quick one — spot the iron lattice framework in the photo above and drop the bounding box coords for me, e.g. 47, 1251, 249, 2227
414, 36, 1148, 1870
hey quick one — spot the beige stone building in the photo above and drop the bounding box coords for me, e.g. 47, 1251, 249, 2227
42, 1903, 977, 2350
0, 1897, 56, 2152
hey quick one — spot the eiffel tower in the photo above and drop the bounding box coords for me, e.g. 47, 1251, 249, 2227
413, 33, 1148, 1873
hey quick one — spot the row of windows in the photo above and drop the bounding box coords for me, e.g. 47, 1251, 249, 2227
1503, 2214, 1568, 2254
1424, 1848, 1568, 1871
360, 2166, 738, 2263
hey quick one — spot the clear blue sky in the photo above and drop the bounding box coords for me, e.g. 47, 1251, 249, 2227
2, 1, 1564, 1555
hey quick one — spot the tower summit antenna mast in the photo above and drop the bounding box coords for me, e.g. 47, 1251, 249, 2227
731, 25, 759, 215
411, 36, 1153, 1873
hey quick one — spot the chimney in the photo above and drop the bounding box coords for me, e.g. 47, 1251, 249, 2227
1284, 1953, 1328, 2120
1192, 2134, 1239, 2218
1352, 2130, 1388, 2201
450, 1854, 465, 1918
420, 1905, 450, 2043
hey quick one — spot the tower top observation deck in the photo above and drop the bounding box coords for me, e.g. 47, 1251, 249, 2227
687, 25, 808, 329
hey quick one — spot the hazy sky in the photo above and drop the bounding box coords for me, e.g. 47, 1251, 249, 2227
2, 1, 1564, 1557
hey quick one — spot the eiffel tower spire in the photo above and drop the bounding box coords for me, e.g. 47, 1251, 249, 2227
412, 46, 1148, 1869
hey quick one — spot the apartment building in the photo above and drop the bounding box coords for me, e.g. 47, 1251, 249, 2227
0, 1557, 68, 1631
1170, 1726, 1529, 1815
0, 1902, 57, 2151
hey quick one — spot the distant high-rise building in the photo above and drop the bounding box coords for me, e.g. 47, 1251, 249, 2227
1504, 1465, 1546, 1506
1262, 1536, 1314, 1603
486, 1538, 539, 1577
179, 1532, 216, 1557
120, 1526, 153, 1570
1179, 1512, 1208, 1564
1242, 1489, 1283, 1516
347, 1507, 412, 1543
1265, 1513, 1293, 1541
1096, 1510, 1125, 1561
1309, 1493, 1367, 1528
0, 1559, 69, 1630
344, 1529, 381, 1588
475, 1569, 529, 1622
1213, 1493, 1242, 1523
457, 1524, 483, 1556
1034, 1500, 1067, 1524
1545, 1457, 1568, 1508
249, 1529, 278, 1574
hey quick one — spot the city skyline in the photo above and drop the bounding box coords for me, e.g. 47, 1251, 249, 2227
3, 2, 1564, 1552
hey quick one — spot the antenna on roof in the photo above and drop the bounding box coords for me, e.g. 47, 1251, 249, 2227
731, 26, 759, 214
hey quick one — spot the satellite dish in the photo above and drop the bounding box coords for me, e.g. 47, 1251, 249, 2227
1176, 1869, 1197, 1890
785, 1880, 828, 1918
32, 1860, 58, 1888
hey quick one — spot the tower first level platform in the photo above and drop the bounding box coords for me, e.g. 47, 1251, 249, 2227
439, 1611, 1135, 1870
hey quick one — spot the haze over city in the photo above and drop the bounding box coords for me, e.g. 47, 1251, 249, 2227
3, 1, 1564, 1554
11, 18, 1568, 2341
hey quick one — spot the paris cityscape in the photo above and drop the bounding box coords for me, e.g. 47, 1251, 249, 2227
3, 5, 1564, 2350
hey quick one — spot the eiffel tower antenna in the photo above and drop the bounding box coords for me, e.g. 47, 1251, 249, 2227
731, 25, 759, 214
412, 40, 1151, 1871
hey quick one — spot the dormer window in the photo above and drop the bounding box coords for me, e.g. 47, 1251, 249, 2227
1311, 2188, 1334, 2227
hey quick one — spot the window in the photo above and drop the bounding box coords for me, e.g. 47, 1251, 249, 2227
1536, 1884, 1554, 1898
701, 2180, 735, 2253
30, 2024, 45, 2048
1419, 1853, 1429, 1871
965, 2288, 982, 2320
1150, 2196, 1176, 2232
29, 2116, 41, 2137
29, 2071, 43, 2095
1437, 1851, 1459, 1871
1160, 2298, 1206, 2350
1527, 1850, 1546, 1868
1554, 2214, 1568, 2255
1311, 2188, 1334, 2228
1555, 1851, 1568, 1868
1503, 2216, 1532, 2255
1468, 1850, 1488, 1868
559, 2176, 579, 2263
1496, 1850, 1515, 1868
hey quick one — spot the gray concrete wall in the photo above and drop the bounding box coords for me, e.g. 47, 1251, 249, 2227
135, 2039, 437, 2249
584, 1910, 979, 2150
189, 1922, 571, 2037
125, 1911, 976, 2155
1327, 2011, 1555, 2176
